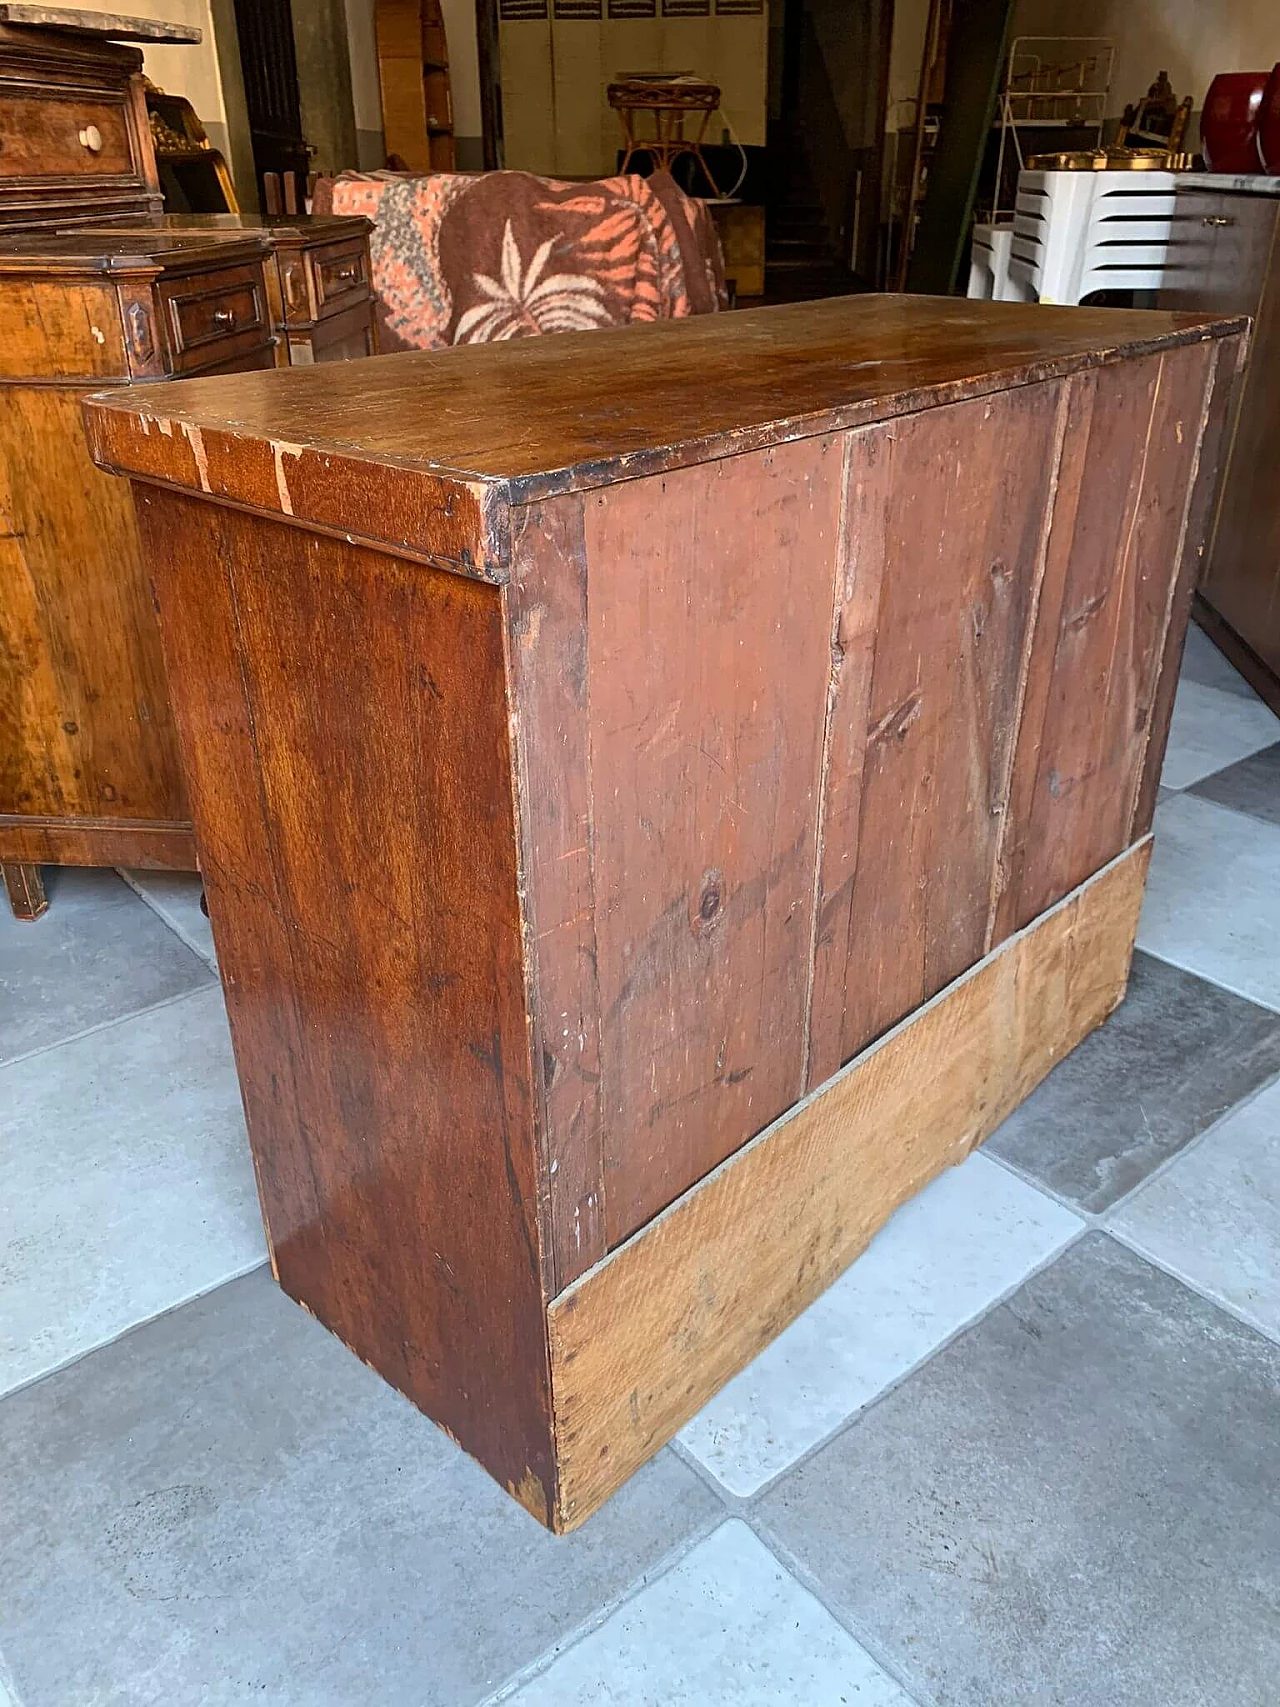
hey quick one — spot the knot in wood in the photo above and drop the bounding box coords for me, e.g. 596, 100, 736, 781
692, 870, 725, 936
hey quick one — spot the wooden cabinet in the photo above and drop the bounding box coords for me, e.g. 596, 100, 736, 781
0, 13, 375, 919
86, 296, 1240, 1528
83, 213, 379, 367
0, 231, 275, 918
1159, 177, 1280, 711
0, 6, 192, 230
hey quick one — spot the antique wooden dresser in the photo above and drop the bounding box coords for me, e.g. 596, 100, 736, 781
86, 296, 1243, 1528
1159, 174, 1280, 713
81, 214, 379, 365
0, 230, 277, 917
0, 3, 187, 232
0, 10, 376, 919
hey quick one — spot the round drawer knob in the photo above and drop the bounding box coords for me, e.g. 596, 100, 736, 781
212, 309, 236, 328
78, 124, 103, 153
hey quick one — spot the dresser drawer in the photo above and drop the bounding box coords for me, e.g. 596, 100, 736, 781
0, 90, 135, 179
306, 237, 371, 320
158, 262, 269, 372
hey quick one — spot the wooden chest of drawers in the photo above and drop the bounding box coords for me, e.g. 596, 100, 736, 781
0, 7, 190, 230
82, 213, 380, 366
85, 297, 1241, 1527
0, 232, 274, 917
0, 12, 375, 918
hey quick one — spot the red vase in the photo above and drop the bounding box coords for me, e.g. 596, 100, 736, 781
1200, 71, 1269, 173
1258, 64, 1280, 172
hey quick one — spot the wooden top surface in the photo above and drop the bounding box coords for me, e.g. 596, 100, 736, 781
78, 213, 373, 241
0, 4, 200, 40
0, 230, 269, 276
87, 296, 1244, 499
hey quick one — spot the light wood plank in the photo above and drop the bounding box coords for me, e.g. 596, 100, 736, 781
547, 837, 1151, 1531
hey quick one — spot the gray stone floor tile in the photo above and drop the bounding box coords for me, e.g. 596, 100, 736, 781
1138, 794, 1280, 1012
0, 868, 213, 1063
986, 950, 1280, 1213
678, 1154, 1078, 1496
0, 986, 265, 1396
119, 869, 217, 969
1189, 740, 1280, 829
1112, 1076, 1280, 1343
757, 1234, 1280, 1707
1160, 677, 1280, 791
1179, 621, 1258, 700
0, 1268, 719, 1707
496, 1521, 915, 1706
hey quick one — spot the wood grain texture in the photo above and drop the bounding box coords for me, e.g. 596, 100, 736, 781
132, 488, 557, 1521
808, 385, 1066, 1080
1132, 336, 1244, 834
0, 387, 189, 826
999, 345, 1211, 932
82, 297, 1243, 544
547, 837, 1151, 1531
504, 496, 606, 1291
0, 814, 194, 868
582, 440, 844, 1245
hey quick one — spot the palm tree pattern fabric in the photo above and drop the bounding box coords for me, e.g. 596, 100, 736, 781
318, 168, 728, 351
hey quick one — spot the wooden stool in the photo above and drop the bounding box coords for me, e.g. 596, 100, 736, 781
607, 76, 723, 196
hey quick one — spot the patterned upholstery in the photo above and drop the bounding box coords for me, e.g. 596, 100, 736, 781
313, 168, 728, 352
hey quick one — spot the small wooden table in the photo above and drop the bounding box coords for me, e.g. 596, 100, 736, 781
607, 76, 722, 195
86, 296, 1241, 1528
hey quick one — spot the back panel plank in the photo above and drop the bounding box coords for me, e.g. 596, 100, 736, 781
549, 839, 1151, 1531
133, 489, 557, 1522
809, 384, 1065, 1080
1002, 344, 1211, 931
582, 439, 844, 1247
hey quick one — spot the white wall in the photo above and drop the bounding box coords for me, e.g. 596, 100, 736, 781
344, 0, 384, 135
1012, 0, 1279, 117
60, 0, 227, 128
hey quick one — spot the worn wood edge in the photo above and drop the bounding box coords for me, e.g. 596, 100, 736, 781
504, 324, 1247, 507
0, 814, 197, 868
81, 318, 1248, 529
82, 405, 512, 579
1126, 341, 1223, 836
501, 502, 609, 1293
545, 836, 1151, 1532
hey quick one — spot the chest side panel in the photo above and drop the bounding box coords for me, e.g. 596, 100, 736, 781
131, 487, 557, 1521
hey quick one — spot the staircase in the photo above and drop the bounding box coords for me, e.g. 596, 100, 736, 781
762, 119, 859, 302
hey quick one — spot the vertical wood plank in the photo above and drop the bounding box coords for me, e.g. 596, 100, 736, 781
1132, 335, 1244, 834
134, 488, 558, 1523
809, 385, 1065, 1078
582, 439, 844, 1247
505, 496, 607, 1292
1002, 345, 1212, 931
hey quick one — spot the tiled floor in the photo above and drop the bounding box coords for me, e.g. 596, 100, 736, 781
1, 626, 1278, 1706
